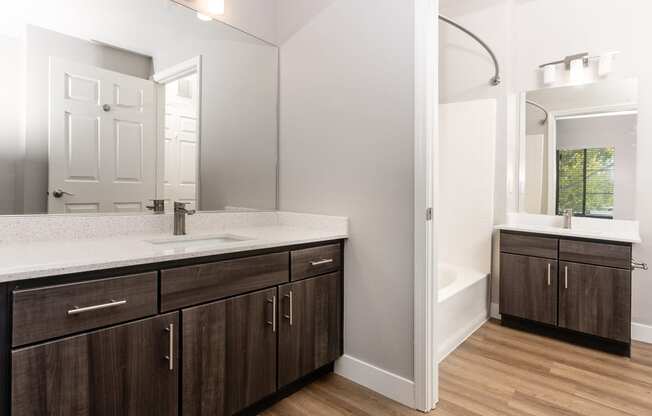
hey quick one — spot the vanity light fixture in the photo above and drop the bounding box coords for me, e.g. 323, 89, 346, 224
539, 51, 620, 85
196, 12, 212, 21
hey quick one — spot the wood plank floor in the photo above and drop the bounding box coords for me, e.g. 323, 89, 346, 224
262, 320, 652, 415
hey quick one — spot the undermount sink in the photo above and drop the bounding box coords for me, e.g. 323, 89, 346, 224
146, 234, 252, 249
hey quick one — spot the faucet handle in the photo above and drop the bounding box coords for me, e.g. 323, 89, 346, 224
146, 199, 165, 214
174, 201, 196, 214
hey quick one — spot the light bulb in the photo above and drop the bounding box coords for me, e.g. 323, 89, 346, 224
543, 65, 556, 85
207, 0, 225, 15
569, 58, 585, 84
196, 12, 212, 21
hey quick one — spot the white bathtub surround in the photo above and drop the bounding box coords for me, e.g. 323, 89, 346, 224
436, 99, 496, 362
437, 264, 490, 362
497, 212, 641, 243
0, 211, 348, 281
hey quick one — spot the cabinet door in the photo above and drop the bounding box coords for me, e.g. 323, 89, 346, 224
12, 313, 179, 416
559, 261, 631, 342
500, 253, 557, 325
182, 287, 277, 416
278, 272, 342, 388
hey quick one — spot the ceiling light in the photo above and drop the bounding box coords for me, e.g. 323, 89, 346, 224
207, 0, 225, 15
196, 12, 212, 21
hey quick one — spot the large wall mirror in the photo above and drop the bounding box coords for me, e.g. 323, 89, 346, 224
0, 0, 278, 215
518, 78, 638, 220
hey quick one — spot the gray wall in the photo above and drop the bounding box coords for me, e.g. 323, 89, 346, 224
21, 25, 152, 214
155, 24, 278, 212
278, 0, 415, 380
0, 34, 24, 215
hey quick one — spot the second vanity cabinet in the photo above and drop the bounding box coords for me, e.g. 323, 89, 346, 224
500, 231, 632, 354
5, 240, 345, 416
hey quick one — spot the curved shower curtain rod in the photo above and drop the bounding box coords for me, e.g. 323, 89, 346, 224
526, 100, 549, 125
439, 14, 501, 86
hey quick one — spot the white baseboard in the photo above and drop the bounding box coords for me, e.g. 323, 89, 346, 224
490, 302, 501, 319
438, 312, 488, 363
334, 354, 415, 409
632, 322, 652, 344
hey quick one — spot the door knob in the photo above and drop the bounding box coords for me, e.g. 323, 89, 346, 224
102, 104, 111, 112
52, 189, 74, 198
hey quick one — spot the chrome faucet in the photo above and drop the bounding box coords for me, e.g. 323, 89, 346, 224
563, 208, 573, 229
174, 202, 196, 235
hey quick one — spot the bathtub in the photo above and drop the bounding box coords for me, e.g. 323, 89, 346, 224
437, 263, 490, 362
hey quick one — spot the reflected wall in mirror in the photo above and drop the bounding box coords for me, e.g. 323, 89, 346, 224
0, 0, 278, 215
519, 78, 638, 220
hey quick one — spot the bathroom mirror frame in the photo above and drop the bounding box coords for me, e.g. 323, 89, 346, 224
513, 78, 639, 220
0, 0, 280, 217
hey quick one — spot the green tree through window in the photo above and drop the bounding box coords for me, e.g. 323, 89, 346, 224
557, 147, 615, 218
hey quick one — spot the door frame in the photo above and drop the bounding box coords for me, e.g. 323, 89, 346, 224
152, 56, 203, 209
414, 0, 438, 411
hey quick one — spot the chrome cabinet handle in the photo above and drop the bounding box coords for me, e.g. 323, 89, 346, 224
565, 266, 569, 289
547, 264, 551, 286
267, 296, 277, 332
52, 189, 75, 198
67, 299, 126, 315
311, 259, 334, 266
283, 291, 294, 326
165, 323, 174, 371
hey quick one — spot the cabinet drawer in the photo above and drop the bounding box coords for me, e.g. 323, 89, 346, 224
500, 232, 558, 259
559, 239, 631, 269
12, 272, 158, 347
160, 252, 289, 311
291, 244, 342, 281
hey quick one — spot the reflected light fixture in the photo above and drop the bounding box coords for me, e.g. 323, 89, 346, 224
207, 0, 225, 15
196, 12, 212, 21
542, 65, 556, 85
569, 58, 585, 83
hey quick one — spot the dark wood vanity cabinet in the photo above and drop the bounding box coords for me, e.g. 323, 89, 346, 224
559, 261, 631, 342
182, 287, 278, 416
500, 253, 557, 325
12, 313, 179, 416
5, 240, 345, 416
278, 272, 342, 388
500, 231, 632, 354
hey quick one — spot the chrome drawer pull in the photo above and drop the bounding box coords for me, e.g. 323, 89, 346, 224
547, 264, 551, 286
283, 291, 294, 326
67, 299, 127, 315
267, 296, 277, 332
165, 324, 174, 371
310, 259, 334, 266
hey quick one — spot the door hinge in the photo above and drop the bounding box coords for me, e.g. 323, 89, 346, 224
426, 207, 433, 221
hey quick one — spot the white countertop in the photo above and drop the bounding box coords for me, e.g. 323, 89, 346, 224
496, 223, 641, 244
0, 220, 348, 283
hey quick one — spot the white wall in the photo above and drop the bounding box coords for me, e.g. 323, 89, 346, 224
278, 0, 415, 381
557, 114, 637, 220
439, 99, 496, 274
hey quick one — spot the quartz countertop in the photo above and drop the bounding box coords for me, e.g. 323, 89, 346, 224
0, 212, 348, 282
495, 223, 641, 244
